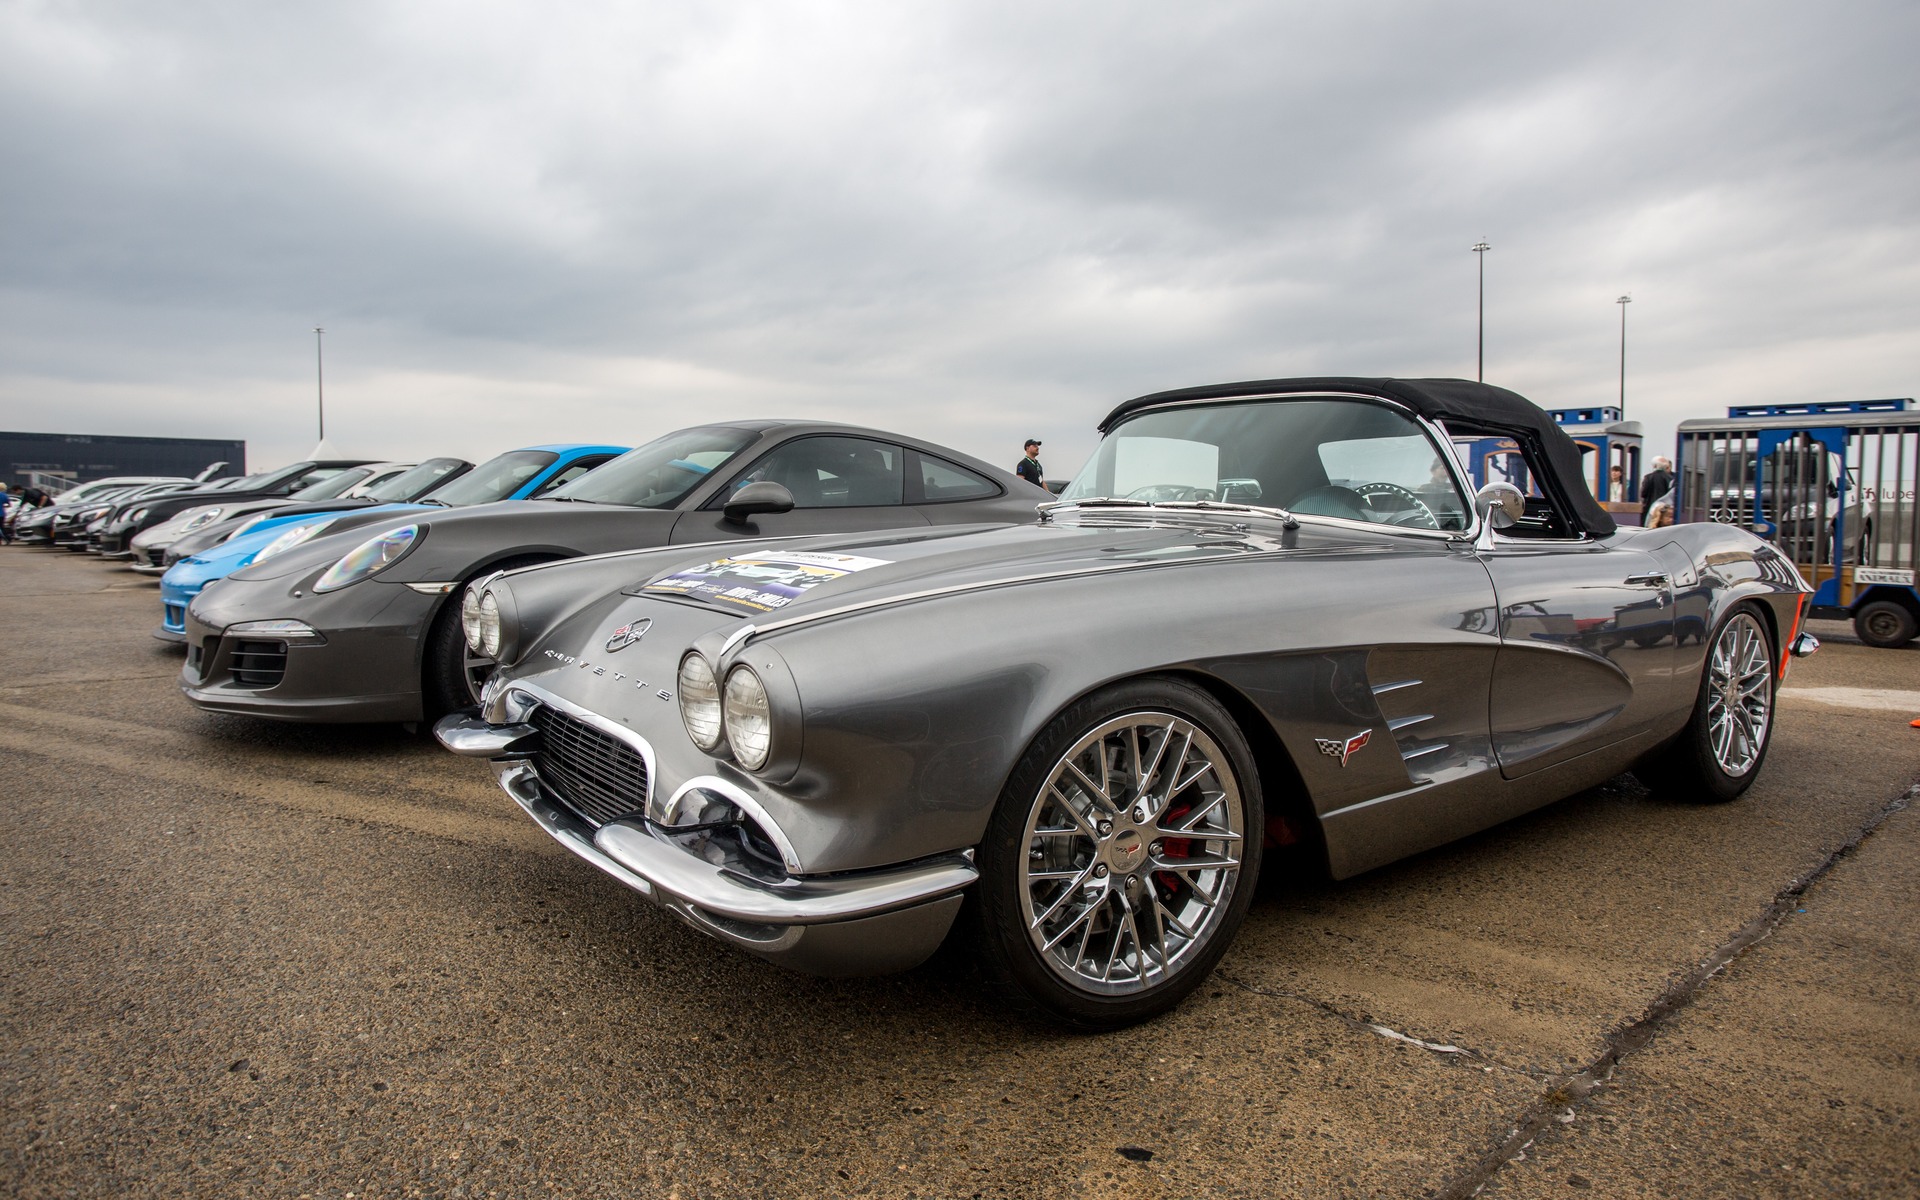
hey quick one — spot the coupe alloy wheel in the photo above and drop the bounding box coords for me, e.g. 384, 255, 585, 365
1018, 711, 1247, 997
1705, 612, 1772, 777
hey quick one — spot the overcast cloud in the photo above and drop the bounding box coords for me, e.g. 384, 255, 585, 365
2, 0, 1915, 476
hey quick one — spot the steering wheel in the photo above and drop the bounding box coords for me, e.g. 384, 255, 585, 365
1288, 485, 1369, 521
1353, 482, 1439, 529
1125, 484, 1214, 502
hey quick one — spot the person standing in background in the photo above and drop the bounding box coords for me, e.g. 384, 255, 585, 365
1608, 464, 1626, 502
1016, 439, 1045, 490
1640, 456, 1674, 523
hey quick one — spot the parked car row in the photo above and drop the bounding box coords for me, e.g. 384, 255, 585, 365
32, 380, 1819, 1027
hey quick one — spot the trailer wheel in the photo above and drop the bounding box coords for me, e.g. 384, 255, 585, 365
1853, 600, 1918, 649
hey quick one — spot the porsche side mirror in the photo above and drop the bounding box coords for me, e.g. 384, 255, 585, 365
723, 481, 796, 524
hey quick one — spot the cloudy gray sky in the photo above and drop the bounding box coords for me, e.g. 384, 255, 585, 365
3, 0, 1915, 478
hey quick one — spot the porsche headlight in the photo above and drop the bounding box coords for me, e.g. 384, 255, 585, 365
723, 665, 772, 770
461, 585, 486, 652
477, 591, 502, 658
229, 514, 272, 540
128, 506, 151, 524
252, 519, 333, 564
677, 654, 724, 752
179, 507, 225, 532
314, 524, 421, 592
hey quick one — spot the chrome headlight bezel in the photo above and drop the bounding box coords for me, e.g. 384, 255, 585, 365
722, 665, 773, 770
461, 584, 486, 652
179, 507, 225, 532
677, 653, 725, 753
313, 524, 422, 593
128, 506, 151, 524
478, 591, 502, 658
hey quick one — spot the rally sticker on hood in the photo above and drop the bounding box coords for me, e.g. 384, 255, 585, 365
643, 550, 893, 614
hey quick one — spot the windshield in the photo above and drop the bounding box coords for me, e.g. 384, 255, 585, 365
423, 450, 559, 506
549, 427, 759, 508
288, 468, 369, 500
362, 458, 469, 502
1061, 398, 1469, 531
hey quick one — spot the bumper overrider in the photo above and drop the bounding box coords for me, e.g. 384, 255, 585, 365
435, 684, 976, 977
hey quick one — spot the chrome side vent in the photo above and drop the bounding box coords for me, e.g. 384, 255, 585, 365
1370, 679, 1452, 777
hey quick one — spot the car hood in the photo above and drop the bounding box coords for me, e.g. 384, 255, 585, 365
605, 510, 1401, 626
226, 499, 672, 584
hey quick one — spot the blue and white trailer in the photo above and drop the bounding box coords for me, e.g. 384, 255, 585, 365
1676, 398, 1919, 647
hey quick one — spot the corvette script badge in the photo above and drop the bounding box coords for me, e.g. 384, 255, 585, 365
605, 618, 652, 653
1314, 729, 1372, 768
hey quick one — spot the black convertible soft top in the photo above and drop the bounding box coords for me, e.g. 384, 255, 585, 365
1103, 376, 1616, 537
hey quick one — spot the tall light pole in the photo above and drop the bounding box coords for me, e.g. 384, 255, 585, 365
1471, 241, 1491, 381
314, 327, 326, 442
1615, 295, 1631, 412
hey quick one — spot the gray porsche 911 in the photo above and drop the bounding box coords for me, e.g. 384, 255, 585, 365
179, 421, 1049, 724
437, 378, 1817, 1027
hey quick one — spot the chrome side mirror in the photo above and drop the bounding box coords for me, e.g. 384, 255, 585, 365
1472, 482, 1526, 550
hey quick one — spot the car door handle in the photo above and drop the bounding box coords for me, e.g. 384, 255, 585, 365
1624, 572, 1670, 588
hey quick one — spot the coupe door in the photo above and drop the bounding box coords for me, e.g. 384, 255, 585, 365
1479, 540, 1676, 779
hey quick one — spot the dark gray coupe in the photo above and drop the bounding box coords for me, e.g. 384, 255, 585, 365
179, 422, 1048, 723
435, 379, 1817, 1027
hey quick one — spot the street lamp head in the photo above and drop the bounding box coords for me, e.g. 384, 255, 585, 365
1471, 241, 1491, 253
1616, 295, 1631, 305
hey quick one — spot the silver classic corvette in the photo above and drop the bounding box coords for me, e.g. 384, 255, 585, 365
436, 378, 1817, 1027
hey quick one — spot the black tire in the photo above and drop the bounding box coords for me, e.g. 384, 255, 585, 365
421, 556, 556, 720
1853, 600, 1918, 649
973, 676, 1264, 1029
1636, 605, 1777, 804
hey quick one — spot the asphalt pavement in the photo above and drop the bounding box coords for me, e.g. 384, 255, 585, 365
2, 549, 1914, 1199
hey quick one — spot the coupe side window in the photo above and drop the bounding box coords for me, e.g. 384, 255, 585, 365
719, 437, 905, 508
912, 452, 1001, 503
528, 456, 616, 497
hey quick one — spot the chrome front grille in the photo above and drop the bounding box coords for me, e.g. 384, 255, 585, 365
229, 640, 288, 688
530, 705, 650, 827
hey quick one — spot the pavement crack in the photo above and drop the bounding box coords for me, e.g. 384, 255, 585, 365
1214, 971, 1556, 1080
1430, 777, 1919, 1200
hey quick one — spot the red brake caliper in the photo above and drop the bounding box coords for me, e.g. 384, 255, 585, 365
1154, 802, 1193, 896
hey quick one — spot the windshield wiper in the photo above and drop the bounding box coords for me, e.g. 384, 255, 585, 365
1041, 496, 1298, 528
1146, 499, 1298, 526
538, 495, 601, 503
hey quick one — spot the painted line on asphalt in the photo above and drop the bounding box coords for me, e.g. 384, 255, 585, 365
1780, 685, 1920, 713
0, 706, 538, 853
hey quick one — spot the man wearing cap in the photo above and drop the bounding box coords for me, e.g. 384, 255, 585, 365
1016, 439, 1045, 490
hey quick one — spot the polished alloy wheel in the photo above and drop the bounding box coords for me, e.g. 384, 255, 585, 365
1018, 712, 1245, 996
1705, 612, 1772, 777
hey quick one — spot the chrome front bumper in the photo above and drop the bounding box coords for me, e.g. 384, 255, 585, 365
436, 713, 974, 976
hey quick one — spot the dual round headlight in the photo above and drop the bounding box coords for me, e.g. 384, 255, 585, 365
678, 654, 772, 770
461, 585, 503, 658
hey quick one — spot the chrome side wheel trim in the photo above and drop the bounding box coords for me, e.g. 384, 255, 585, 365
1018, 711, 1245, 997
1706, 612, 1772, 777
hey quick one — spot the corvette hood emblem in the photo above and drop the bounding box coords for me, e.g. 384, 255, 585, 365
605, 618, 652, 653
1315, 729, 1372, 768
